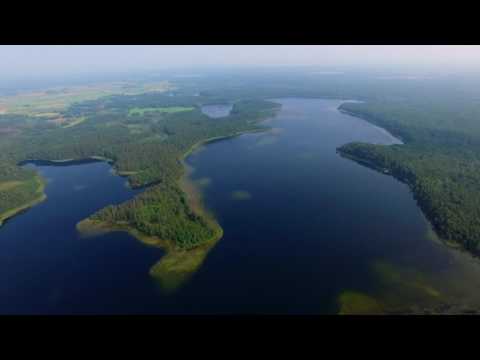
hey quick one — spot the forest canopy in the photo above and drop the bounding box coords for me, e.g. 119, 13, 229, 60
0, 89, 280, 249
2, 71, 480, 257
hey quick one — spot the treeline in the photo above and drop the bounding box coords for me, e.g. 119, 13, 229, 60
0, 161, 35, 182
83, 97, 280, 248
339, 139, 480, 254
0, 176, 42, 219
90, 182, 217, 249
335, 83, 480, 256
11, 71, 480, 256
339, 102, 480, 151
0, 149, 41, 219
84, 78, 480, 255
0, 92, 280, 248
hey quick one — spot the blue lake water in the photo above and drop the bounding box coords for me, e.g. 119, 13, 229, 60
0, 160, 165, 314
2, 98, 480, 314
201, 104, 233, 118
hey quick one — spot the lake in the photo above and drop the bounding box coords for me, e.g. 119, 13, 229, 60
2, 98, 480, 314
201, 104, 233, 118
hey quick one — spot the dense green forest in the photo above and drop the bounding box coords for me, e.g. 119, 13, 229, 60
0, 90, 280, 249
89, 182, 217, 249
195, 70, 480, 257
3, 70, 480, 258
338, 99, 480, 255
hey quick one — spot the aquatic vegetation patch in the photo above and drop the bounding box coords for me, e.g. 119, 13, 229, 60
338, 291, 385, 315
354, 261, 445, 313
196, 177, 211, 187
76, 157, 224, 293
231, 190, 252, 201
373, 261, 441, 299
150, 238, 220, 293
338, 261, 447, 314
77, 218, 222, 293
0, 92, 280, 291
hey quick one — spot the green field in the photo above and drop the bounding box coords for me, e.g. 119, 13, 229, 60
127, 106, 195, 116
0, 175, 46, 227
0, 81, 172, 116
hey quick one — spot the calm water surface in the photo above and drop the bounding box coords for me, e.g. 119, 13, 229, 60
201, 104, 233, 118
2, 98, 480, 314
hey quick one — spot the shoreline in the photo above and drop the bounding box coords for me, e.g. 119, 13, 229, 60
20, 155, 114, 165
2, 103, 277, 290
180, 127, 269, 162
21, 155, 138, 180
75, 120, 276, 291
0, 175, 46, 227
3, 104, 280, 229
335, 104, 462, 254
338, 107, 405, 144
337, 146, 474, 256
7, 131, 258, 231
4, 156, 127, 228
76, 215, 223, 293
75, 125, 272, 292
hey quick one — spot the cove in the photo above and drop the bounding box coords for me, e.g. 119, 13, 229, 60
0, 160, 167, 314
2, 98, 480, 314
184, 98, 480, 314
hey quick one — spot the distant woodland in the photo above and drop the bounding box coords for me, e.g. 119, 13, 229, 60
2, 70, 480, 255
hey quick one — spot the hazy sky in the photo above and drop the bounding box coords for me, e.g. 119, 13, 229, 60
2, 45, 480, 79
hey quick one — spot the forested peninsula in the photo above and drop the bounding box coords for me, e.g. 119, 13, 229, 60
0, 90, 280, 289
181, 71, 480, 257
3, 71, 480, 281
337, 101, 480, 255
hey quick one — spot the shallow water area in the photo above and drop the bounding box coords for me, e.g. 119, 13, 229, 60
2, 98, 480, 314
186, 98, 480, 314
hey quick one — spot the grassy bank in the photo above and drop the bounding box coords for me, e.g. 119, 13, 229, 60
0, 175, 46, 227
76, 125, 264, 291
76, 137, 227, 292
74, 101, 281, 291
180, 127, 268, 162
77, 215, 222, 293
